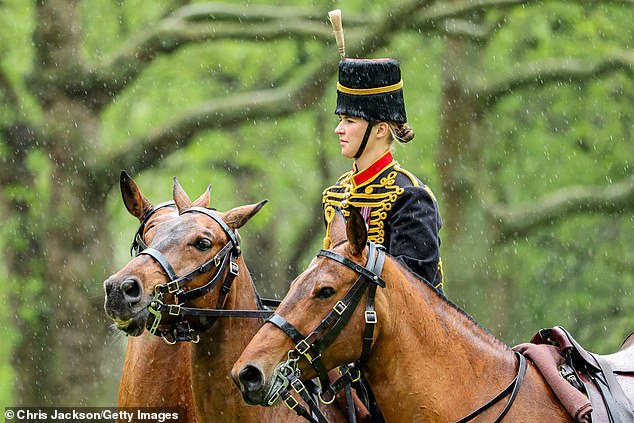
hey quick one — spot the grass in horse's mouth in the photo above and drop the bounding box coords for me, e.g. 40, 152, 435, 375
113, 319, 131, 329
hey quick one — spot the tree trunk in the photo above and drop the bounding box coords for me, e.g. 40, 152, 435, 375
436, 33, 513, 333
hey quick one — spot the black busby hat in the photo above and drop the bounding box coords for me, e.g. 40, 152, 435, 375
335, 58, 407, 123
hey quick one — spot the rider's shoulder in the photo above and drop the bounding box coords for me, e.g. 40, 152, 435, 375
393, 165, 437, 203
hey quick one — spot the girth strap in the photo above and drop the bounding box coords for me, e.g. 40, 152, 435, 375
592, 354, 633, 423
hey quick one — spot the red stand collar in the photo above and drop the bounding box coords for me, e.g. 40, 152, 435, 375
353, 151, 395, 186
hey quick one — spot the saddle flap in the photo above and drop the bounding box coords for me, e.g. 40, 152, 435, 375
531, 326, 634, 423
601, 346, 634, 374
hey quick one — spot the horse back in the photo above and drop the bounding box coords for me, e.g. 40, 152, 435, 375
621, 332, 634, 351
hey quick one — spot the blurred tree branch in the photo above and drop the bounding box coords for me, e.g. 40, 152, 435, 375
0, 66, 20, 109
97, 0, 436, 189
485, 173, 634, 243
476, 51, 634, 107
286, 111, 333, 279
97, 57, 335, 180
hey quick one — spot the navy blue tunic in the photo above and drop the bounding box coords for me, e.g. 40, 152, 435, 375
322, 151, 444, 292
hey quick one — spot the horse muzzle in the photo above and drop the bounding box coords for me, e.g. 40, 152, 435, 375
233, 360, 297, 406
103, 276, 149, 336
232, 363, 275, 405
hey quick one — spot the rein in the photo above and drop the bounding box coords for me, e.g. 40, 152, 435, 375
266, 241, 528, 423
455, 352, 527, 422
131, 205, 277, 344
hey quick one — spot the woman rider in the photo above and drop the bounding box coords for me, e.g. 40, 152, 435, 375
323, 57, 444, 293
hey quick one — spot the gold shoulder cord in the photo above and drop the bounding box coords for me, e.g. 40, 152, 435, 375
435, 259, 444, 290
324, 167, 445, 291
323, 171, 403, 247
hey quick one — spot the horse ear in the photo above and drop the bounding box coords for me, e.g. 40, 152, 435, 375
173, 177, 193, 213
120, 170, 153, 222
222, 200, 268, 230
346, 206, 367, 256
192, 184, 211, 208
328, 209, 347, 247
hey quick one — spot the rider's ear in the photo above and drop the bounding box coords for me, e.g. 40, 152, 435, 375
223, 200, 268, 229
346, 206, 367, 256
120, 170, 153, 222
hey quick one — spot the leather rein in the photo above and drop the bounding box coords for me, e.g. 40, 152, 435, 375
266, 241, 528, 423
131, 203, 277, 344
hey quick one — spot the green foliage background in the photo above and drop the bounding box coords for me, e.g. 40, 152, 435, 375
0, 0, 632, 407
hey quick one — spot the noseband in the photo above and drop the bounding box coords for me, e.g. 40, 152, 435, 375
264, 242, 386, 422
131, 205, 275, 344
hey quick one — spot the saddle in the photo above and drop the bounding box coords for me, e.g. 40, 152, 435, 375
531, 326, 634, 423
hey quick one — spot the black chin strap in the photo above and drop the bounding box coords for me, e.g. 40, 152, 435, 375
353, 119, 376, 159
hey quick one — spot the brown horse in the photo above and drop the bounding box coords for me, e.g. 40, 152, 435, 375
104, 177, 346, 423
112, 172, 197, 422
232, 208, 615, 422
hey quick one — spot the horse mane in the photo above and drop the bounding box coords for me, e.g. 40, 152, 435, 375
388, 255, 511, 352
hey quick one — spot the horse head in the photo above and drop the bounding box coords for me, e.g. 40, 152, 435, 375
103, 171, 266, 339
232, 207, 390, 406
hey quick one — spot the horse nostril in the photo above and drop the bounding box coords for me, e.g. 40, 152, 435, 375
238, 365, 264, 393
121, 279, 142, 304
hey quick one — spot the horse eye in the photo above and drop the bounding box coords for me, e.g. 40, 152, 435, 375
316, 287, 336, 299
195, 238, 213, 251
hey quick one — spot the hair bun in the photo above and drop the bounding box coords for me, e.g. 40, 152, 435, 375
389, 122, 415, 143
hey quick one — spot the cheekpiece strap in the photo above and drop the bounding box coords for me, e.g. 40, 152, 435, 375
130, 201, 176, 256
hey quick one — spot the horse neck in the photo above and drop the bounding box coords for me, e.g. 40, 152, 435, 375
191, 256, 264, 360
189, 256, 275, 419
119, 336, 197, 421
363, 259, 522, 421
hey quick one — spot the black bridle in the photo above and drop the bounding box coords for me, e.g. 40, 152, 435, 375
130, 201, 176, 257
264, 242, 386, 423
266, 241, 528, 423
131, 205, 276, 344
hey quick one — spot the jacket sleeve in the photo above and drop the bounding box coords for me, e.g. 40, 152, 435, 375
386, 185, 442, 289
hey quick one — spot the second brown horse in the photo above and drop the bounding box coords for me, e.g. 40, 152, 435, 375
104, 176, 346, 423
